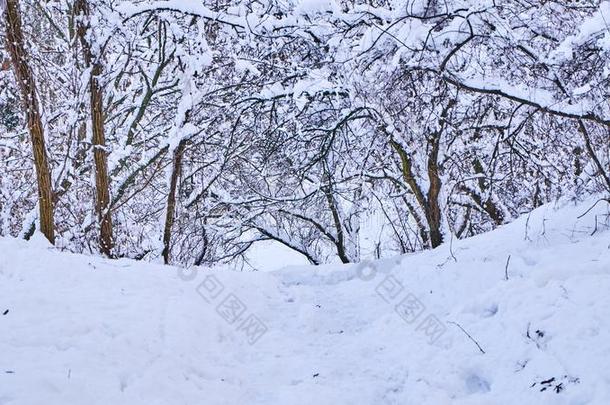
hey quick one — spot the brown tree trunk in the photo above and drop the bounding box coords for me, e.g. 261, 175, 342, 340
390, 138, 444, 248
74, 0, 114, 257
3, 0, 55, 244
426, 133, 443, 248
388, 95, 452, 250
162, 140, 186, 265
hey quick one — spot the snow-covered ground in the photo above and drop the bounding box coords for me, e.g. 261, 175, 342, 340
1, 198, 610, 404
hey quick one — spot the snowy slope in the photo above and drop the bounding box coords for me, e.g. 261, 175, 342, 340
1, 198, 610, 405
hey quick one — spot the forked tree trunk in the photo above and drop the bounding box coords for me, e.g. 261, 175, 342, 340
74, 0, 114, 257
388, 99, 451, 250
390, 138, 444, 249
3, 0, 55, 244
162, 140, 186, 265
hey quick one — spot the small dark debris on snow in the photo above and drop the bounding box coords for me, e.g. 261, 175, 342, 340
313, 373, 319, 378
315, 304, 321, 308
5, 371, 14, 374
2, 309, 8, 315
525, 323, 548, 349
532, 375, 579, 393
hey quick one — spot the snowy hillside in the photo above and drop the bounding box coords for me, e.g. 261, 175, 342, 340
1, 197, 610, 405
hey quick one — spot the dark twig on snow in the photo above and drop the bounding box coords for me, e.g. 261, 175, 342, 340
525, 322, 545, 349
449, 232, 457, 263
448, 321, 485, 354
524, 212, 532, 242
504, 255, 511, 281
577, 198, 610, 219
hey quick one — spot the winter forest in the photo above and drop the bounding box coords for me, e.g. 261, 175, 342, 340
1, 0, 608, 267
2, 1, 610, 403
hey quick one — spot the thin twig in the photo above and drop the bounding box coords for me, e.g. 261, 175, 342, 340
504, 255, 511, 281
448, 321, 485, 354
577, 198, 610, 219
524, 212, 532, 242
449, 232, 457, 263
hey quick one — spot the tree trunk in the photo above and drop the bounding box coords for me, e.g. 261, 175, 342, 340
390, 138, 444, 248
426, 133, 443, 248
162, 140, 186, 265
3, 0, 55, 244
74, 0, 114, 257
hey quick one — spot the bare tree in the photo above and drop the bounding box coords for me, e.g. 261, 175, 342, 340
74, 0, 114, 256
3, 0, 55, 244
162, 139, 186, 265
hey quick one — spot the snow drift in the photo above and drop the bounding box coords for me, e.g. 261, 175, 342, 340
1, 197, 610, 404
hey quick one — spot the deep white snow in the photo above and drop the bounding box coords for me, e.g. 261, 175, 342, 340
1, 197, 610, 404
